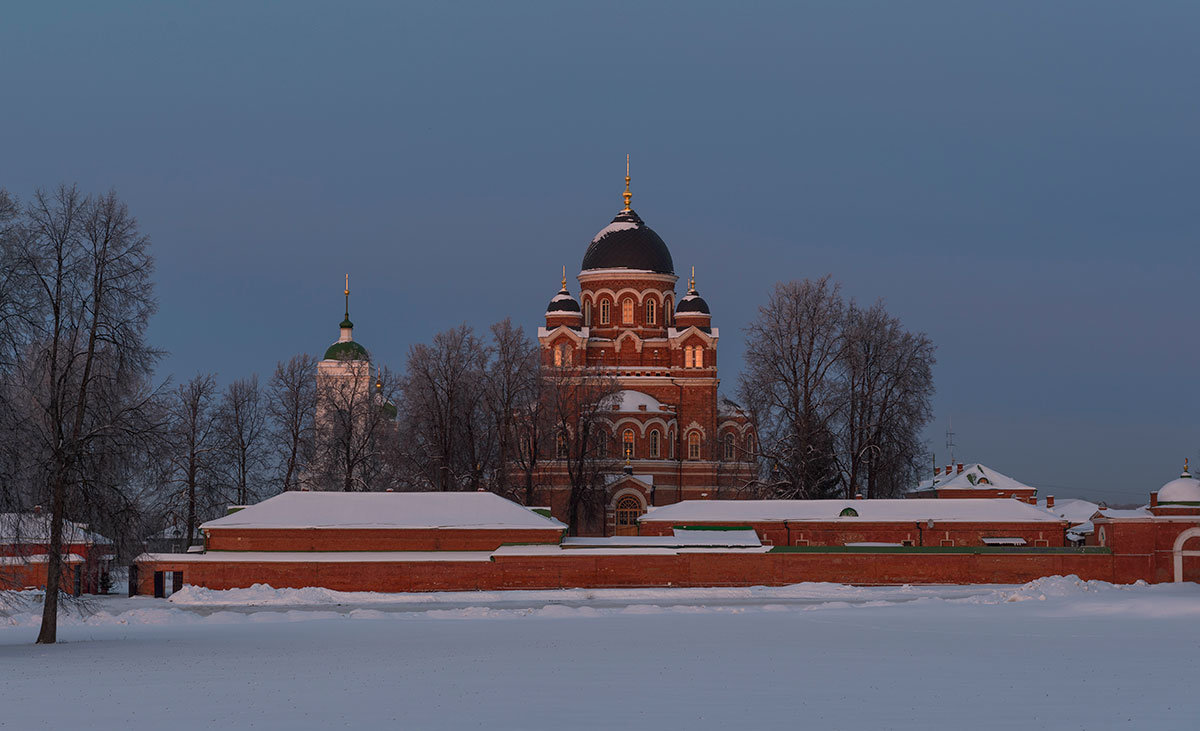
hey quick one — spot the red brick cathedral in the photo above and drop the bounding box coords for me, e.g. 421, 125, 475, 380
535, 165, 757, 535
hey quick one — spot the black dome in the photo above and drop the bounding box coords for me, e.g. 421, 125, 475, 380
581, 209, 674, 274
676, 290, 710, 315
546, 287, 580, 313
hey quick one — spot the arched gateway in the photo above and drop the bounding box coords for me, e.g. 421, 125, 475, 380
1172, 527, 1200, 583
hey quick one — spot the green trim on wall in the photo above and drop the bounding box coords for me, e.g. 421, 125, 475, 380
768, 545, 1112, 555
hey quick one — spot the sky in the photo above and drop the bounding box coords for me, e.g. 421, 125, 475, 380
1, 1, 1197, 503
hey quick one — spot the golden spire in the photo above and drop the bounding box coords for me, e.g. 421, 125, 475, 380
1186, 457, 1191, 476
561, 265, 567, 290
344, 274, 350, 320
622, 154, 632, 211
689, 265, 696, 292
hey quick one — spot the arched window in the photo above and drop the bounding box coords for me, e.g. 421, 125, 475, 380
745, 436, 755, 458
665, 299, 672, 326
596, 431, 609, 459
687, 432, 701, 460
684, 347, 693, 369
648, 429, 660, 458
600, 299, 611, 325
622, 428, 635, 459
646, 299, 657, 325
554, 344, 571, 367
556, 431, 569, 459
723, 433, 735, 461
839, 507, 859, 518
621, 298, 634, 324
614, 494, 644, 536
584, 301, 592, 327
685, 346, 703, 368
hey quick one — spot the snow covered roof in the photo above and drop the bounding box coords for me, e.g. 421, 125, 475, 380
562, 528, 760, 549
1093, 507, 1154, 520
912, 463, 1037, 495
607, 389, 668, 413
0, 513, 107, 545
200, 492, 568, 531
639, 498, 1065, 524
1038, 498, 1101, 525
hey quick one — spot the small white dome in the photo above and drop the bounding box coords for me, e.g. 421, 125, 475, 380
1158, 473, 1200, 504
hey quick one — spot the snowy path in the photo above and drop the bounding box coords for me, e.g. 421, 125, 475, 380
2, 578, 1198, 730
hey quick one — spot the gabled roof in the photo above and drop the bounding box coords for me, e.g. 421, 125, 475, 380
912, 463, 1037, 494
0, 513, 107, 545
640, 498, 1064, 524
1038, 498, 1100, 525
200, 491, 567, 531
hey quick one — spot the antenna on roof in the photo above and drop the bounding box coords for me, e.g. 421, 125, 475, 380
945, 417, 956, 466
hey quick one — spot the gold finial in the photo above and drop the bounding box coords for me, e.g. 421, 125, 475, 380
561, 265, 567, 290
622, 154, 632, 211
343, 274, 351, 321
1186, 457, 1191, 476
689, 265, 696, 292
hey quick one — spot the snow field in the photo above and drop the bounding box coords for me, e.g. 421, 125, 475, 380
1, 577, 1197, 730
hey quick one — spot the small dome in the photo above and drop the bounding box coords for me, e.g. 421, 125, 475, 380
581, 209, 674, 274
1158, 472, 1200, 504
676, 289, 710, 315
546, 287, 580, 314
324, 341, 370, 361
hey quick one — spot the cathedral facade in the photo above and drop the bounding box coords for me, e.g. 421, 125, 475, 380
534, 167, 757, 535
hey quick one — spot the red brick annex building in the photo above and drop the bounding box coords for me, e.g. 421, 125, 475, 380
136, 466, 1200, 595
532, 167, 756, 535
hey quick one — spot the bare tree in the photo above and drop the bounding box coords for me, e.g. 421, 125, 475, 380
400, 325, 489, 491
484, 319, 539, 500
163, 374, 222, 547
216, 375, 267, 505
4, 186, 160, 643
266, 353, 317, 492
312, 363, 400, 492
838, 301, 935, 497
739, 277, 846, 498
544, 363, 620, 534
740, 277, 935, 500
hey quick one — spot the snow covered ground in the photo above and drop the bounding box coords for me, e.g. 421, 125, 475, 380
2, 577, 1198, 730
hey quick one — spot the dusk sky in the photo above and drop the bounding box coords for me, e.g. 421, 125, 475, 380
2, 2, 1197, 503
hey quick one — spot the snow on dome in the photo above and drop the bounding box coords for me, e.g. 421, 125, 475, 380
606, 389, 665, 413
1158, 472, 1200, 504
590, 221, 638, 243
546, 288, 581, 314
199, 491, 567, 531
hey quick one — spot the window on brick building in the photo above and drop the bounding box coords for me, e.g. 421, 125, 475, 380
614, 495, 644, 536
665, 299, 672, 326
584, 301, 592, 327
723, 433, 735, 461
600, 299, 610, 325
554, 344, 571, 367
646, 299, 656, 325
556, 431, 569, 459
648, 429, 660, 458
621, 298, 634, 324
596, 431, 609, 459
687, 432, 701, 460
622, 428, 635, 459
685, 345, 703, 368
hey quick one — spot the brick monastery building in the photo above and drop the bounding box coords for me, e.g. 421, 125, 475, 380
134, 464, 1200, 595
533, 163, 755, 535
124, 166, 1200, 594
